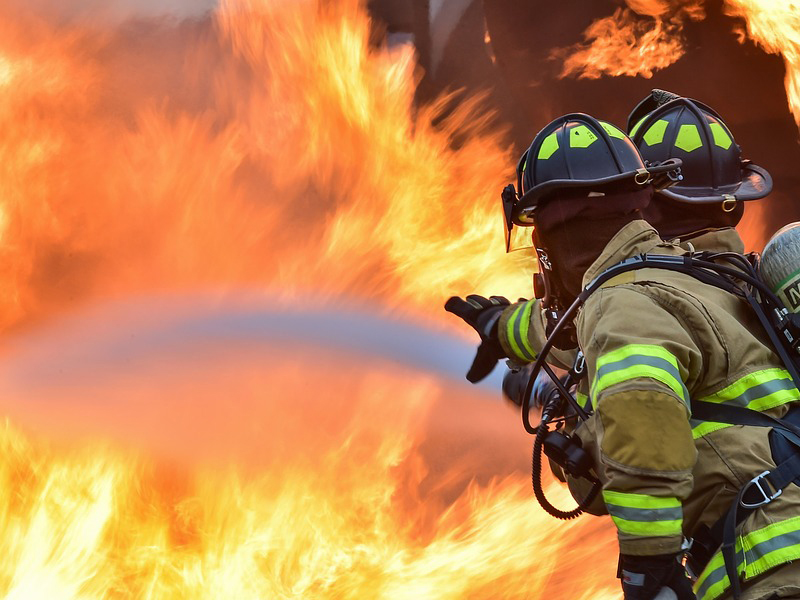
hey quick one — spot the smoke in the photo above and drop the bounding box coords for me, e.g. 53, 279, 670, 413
6, 0, 216, 23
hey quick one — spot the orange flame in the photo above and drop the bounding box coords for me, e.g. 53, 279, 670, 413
0, 337, 619, 598
0, 0, 533, 334
555, 1, 705, 79
9, 0, 795, 594
724, 0, 800, 126
0, 0, 619, 597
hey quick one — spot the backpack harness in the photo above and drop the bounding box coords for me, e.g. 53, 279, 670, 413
522, 251, 800, 598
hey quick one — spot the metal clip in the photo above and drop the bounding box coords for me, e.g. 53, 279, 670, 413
722, 194, 737, 213
740, 471, 782, 509
634, 168, 652, 185
571, 352, 586, 377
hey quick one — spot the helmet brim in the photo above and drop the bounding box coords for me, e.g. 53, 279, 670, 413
657, 162, 772, 204
512, 160, 681, 226
513, 173, 636, 225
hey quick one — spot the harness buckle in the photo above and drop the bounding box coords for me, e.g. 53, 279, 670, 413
740, 470, 782, 509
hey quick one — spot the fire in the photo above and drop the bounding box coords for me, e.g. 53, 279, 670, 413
0, 0, 532, 334
0, 322, 619, 598
3, 0, 793, 595
554, 1, 705, 79
557, 0, 800, 132
724, 0, 800, 125
0, 0, 616, 597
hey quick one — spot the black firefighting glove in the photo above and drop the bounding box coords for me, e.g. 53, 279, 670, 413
619, 553, 695, 600
444, 294, 510, 383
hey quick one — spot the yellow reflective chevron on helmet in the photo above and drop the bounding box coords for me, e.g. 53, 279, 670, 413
643, 120, 669, 146
629, 116, 647, 138
709, 122, 733, 149
601, 121, 625, 139
569, 125, 598, 148
537, 132, 559, 160
675, 124, 703, 152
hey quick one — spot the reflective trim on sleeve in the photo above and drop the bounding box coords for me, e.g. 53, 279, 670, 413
504, 301, 537, 362
592, 344, 688, 404
690, 368, 800, 439
603, 491, 683, 538
694, 516, 800, 600
576, 391, 591, 412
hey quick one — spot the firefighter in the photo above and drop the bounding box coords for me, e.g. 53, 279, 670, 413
500, 91, 773, 403
447, 114, 800, 599
628, 89, 772, 254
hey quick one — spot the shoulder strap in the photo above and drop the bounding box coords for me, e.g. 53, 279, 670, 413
692, 400, 800, 443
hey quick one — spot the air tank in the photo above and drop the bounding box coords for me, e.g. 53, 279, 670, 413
761, 222, 800, 313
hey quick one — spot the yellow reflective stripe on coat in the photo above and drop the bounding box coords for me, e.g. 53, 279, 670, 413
603, 491, 683, 538
694, 516, 800, 600
592, 344, 688, 404
690, 368, 800, 439
576, 391, 591, 411
504, 301, 537, 361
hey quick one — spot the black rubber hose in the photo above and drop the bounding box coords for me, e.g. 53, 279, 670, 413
531, 421, 601, 520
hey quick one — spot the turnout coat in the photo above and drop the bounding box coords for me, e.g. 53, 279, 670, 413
498, 220, 800, 600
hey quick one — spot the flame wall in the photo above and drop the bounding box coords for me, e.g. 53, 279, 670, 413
0, 0, 620, 597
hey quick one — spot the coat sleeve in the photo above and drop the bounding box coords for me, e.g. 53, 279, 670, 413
498, 299, 576, 370
578, 284, 702, 556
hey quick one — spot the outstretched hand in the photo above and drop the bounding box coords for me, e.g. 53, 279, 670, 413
445, 295, 510, 383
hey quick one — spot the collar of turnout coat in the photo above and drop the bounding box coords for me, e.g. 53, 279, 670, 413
669, 227, 745, 255
581, 219, 684, 288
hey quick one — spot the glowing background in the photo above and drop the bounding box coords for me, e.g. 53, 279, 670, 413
0, 0, 797, 597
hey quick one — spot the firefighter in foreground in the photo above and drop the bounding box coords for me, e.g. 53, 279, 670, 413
446, 114, 800, 599
502, 91, 776, 508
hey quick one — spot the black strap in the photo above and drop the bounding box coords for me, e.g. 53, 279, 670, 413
691, 400, 800, 442
688, 401, 800, 597
717, 453, 800, 598
722, 485, 745, 598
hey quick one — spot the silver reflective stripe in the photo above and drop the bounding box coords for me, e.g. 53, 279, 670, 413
746, 525, 800, 564
714, 377, 796, 409
594, 353, 689, 402
695, 518, 800, 600
606, 503, 683, 523
621, 570, 645, 586
691, 369, 800, 439
695, 562, 729, 600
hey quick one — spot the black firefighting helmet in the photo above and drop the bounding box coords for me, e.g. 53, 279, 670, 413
508, 113, 681, 227
628, 93, 772, 206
